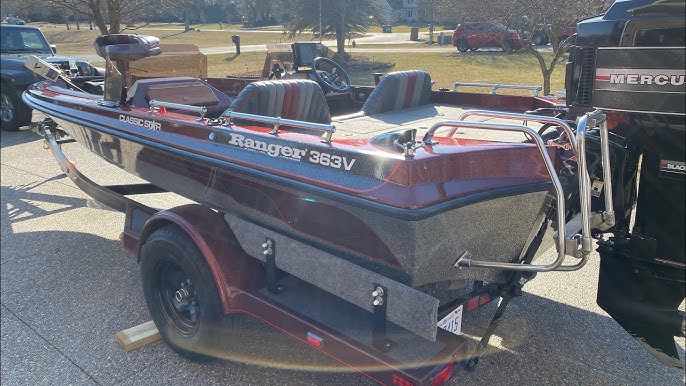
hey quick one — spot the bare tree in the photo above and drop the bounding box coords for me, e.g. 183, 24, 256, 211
504, 0, 613, 94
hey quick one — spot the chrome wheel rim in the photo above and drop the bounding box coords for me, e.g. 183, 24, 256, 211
1, 94, 14, 123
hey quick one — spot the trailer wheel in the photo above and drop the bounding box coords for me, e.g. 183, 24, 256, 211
140, 224, 237, 361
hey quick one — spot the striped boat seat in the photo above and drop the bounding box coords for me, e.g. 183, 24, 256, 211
361, 70, 432, 115
224, 79, 331, 124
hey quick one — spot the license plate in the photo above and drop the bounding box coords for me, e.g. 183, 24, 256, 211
437, 305, 463, 336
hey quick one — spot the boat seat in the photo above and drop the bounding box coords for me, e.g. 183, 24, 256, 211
360, 70, 432, 116
224, 79, 331, 124
93, 34, 162, 62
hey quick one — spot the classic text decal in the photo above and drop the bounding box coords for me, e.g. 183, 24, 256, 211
119, 115, 161, 131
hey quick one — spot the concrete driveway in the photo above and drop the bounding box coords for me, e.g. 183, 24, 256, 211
1, 126, 684, 386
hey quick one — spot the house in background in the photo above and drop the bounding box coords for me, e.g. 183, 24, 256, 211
375, 0, 395, 23
386, 0, 419, 22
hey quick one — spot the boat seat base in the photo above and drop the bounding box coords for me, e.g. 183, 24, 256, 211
127, 77, 233, 118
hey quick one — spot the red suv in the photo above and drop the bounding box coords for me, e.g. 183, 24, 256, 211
452, 22, 522, 53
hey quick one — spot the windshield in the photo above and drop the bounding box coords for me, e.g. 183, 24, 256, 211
0, 27, 52, 54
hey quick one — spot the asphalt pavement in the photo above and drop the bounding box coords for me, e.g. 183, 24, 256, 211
1, 126, 684, 386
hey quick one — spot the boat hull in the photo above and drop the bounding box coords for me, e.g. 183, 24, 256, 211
50, 113, 550, 286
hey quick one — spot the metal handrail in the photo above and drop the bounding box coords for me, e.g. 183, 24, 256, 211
445, 110, 578, 155
597, 115, 615, 229
577, 111, 615, 233
426, 120, 572, 272
149, 100, 207, 121
452, 82, 542, 97
222, 110, 336, 143
423, 109, 615, 272
425, 109, 616, 258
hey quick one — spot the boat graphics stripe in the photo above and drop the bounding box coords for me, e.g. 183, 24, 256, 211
24, 93, 551, 221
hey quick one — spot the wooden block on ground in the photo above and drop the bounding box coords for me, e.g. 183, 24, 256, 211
115, 320, 161, 351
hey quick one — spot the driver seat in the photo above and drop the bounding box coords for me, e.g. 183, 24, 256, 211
223, 79, 331, 124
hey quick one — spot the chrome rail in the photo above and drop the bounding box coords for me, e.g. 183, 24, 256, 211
598, 115, 615, 230
444, 109, 578, 155
222, 110, 337, 143
149, 100, 207, 121
422, 109, 615, 272
452, 82, 542, 97
425, 120, 571, 272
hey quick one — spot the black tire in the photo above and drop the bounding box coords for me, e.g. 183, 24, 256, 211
502, 39, 517, 52
140, 224, 241, 361
1, 86, 32, 131
532, 33, 549, 46
456, 39, 469, 53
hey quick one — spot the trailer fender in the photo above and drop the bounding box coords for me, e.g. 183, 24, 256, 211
136, 204, 264, 313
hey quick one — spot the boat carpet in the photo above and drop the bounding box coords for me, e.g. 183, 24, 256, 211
332, 104, 535, 141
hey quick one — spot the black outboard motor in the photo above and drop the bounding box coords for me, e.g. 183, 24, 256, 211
566, 0, 685, 368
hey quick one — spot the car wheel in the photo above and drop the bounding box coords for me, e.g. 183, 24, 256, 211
532, 33, 549, 46
1, 87, 32, 131
502, 39, 517, 52
140, 224, 243, 362
456, 39, 469, 53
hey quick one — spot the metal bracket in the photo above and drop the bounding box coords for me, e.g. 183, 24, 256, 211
262, 238, 282, 294
372, 284, 392, 352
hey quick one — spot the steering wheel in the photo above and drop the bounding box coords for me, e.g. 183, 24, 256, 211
311, 57, 351, 94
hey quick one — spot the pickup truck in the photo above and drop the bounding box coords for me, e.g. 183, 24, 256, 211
1, 24, 102, 131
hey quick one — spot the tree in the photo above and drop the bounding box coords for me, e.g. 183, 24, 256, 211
503, 0, 613, 95
285, 0, 386, 58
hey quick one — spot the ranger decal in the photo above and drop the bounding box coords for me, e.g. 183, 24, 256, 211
224, 132, 357, 171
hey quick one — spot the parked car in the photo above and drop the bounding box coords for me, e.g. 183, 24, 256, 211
1, 24, 102, 131
531, 24, 577, 46
452, 22, 522, 53
9, 18, 26, 25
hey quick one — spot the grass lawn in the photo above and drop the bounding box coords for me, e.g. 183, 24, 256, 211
204, 50, 566, 92
41, 24, 566, 94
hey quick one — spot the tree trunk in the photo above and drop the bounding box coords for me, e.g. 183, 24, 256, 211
335, 14, 347, 58
87, 2, 109, 35
107, 0, 121, 34
336, 26, 346, 57
184, 8, 191, 31
65, 16, 71, 30
543, 70, 551, 96
75, 14, 80, 30
89, 16, 93, 30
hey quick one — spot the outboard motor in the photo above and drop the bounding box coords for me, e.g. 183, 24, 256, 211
566, 0, 685, 368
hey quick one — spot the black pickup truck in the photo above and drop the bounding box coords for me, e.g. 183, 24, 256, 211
1, 24, 102, 131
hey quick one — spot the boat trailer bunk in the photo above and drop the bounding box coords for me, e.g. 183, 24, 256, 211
36, 105, 616, 385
